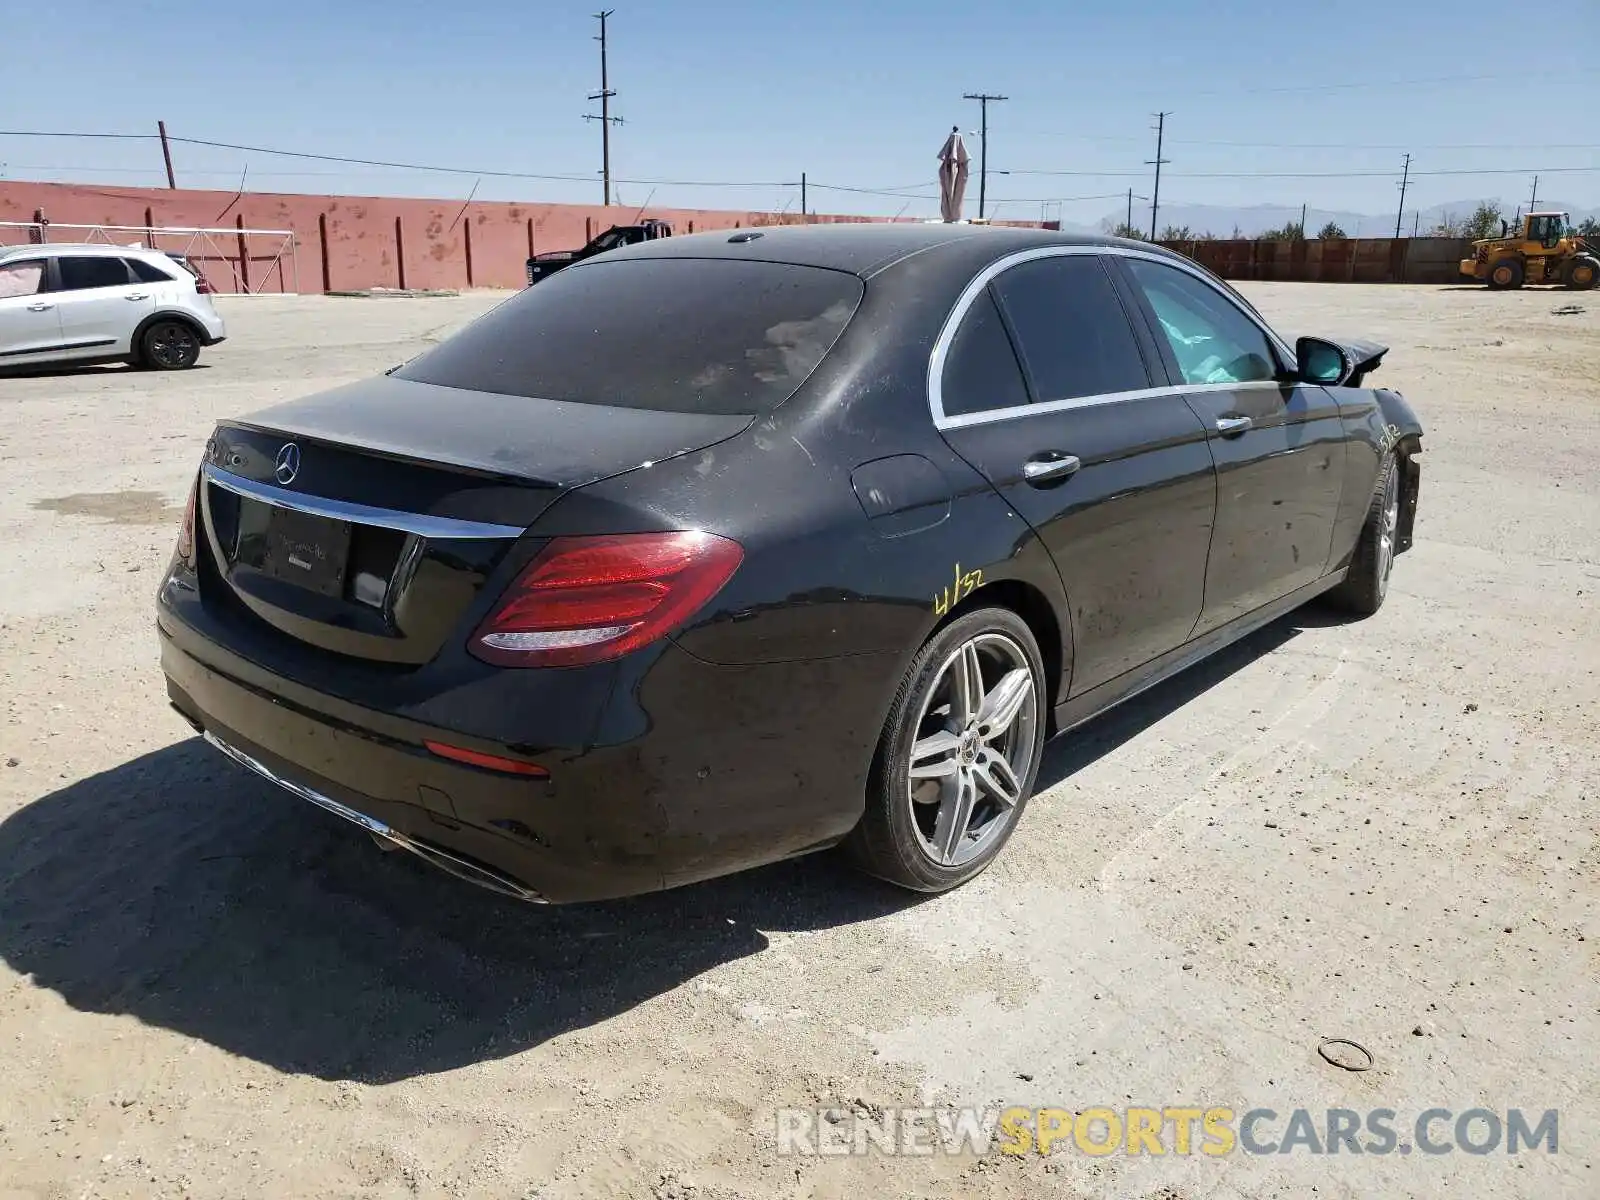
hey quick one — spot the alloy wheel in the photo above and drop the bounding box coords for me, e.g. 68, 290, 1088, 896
148, 322, 198, 368
905, 632, 1040, 868
1377, 466, 1400, 593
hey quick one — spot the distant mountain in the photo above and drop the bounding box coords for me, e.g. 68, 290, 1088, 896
1075, 198, 1599, 239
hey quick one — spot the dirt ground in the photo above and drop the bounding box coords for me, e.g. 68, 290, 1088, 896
0, 283, 1595, 1200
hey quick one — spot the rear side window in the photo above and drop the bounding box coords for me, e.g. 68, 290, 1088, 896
126, 257, 179, 283
58, 256, 132, 291
397, 258, 863, 416
0, 260, 44, 298
940, 290, 1030, 418
990, 256, 1151, 401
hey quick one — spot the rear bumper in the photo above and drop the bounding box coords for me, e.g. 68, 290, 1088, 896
157, 596, 897, 903
188, 307, 227, 344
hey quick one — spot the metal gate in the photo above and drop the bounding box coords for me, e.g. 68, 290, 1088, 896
0, 220, 300, 294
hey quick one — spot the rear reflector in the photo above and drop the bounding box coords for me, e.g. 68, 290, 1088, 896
177, 474, 198, 564
469, 531, 743, 668
424, 740, 551, 777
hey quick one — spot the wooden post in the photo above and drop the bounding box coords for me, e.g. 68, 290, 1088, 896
143, 206, 155, 248
463, 217, 474, 288
585, 216, 593, 242
394, 216, 406, 290
158, 120, 176, 189
235, 214, 250, 292
318, 212, 332, 292
688, 220, 694, 234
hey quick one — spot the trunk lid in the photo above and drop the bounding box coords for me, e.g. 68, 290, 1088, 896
198, 375, 750, 665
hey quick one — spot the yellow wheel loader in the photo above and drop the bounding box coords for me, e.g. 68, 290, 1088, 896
1459, 211, 1599, 290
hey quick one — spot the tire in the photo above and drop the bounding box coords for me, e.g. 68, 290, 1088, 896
1486, 259, 1524, 290
1562, 255, 1599, 291
138, 319, 202, 370
845, 606, 1047, 893
1326, 452, 1400, 617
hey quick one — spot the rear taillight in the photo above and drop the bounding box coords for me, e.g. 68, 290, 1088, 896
176, 475, 198, 564
469, 532, 743, 668
195, 277, 216, 294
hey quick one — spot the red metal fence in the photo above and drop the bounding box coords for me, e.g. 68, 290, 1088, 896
1157, 236, 1472, 284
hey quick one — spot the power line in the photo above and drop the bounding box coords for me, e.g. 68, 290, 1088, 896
1186, 67, 1600, 97
0, 127, 1592, 205
1007, 165, 1599, 179
1011, 132, 1600, 151
0, 129, 158, 140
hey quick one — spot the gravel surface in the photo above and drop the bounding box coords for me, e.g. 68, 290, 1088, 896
1, 284, 1595, 1199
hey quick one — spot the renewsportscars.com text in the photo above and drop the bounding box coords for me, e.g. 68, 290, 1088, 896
775, 1106, 1559, 1158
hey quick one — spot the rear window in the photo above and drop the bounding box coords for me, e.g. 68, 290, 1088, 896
396, 258, 863, 415
126, 257, 179, 283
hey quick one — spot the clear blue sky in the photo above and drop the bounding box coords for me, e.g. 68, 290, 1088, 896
3, 0, 1596, 229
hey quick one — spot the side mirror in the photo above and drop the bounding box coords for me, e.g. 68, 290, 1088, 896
1295, 336, 1351, 386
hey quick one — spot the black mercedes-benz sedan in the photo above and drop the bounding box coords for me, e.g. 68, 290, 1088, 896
157, 224, 1423, 903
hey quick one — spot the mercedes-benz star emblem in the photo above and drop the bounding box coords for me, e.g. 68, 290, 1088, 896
274, 443, 301, 486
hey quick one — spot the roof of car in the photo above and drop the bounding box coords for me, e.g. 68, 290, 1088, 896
596, 222, 1158, 279
0, 242, 169, 260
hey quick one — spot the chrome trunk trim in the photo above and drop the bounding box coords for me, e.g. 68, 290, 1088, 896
201, 463, 526, 541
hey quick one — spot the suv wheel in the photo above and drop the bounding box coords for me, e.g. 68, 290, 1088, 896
139, 320, 201, 370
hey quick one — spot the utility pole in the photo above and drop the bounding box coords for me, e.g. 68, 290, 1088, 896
583, 10, 622, 206
1299, 202, 1307, 238
801, 172, 807, 218
1394, 153, 1411, 239
157, 120, 176, 189
1147, 112, 1171, 240
1529, 174, 1539, 211
962, 92, 1007, 220
1413, 211, 1420, 236
1127, 188, 1134, 233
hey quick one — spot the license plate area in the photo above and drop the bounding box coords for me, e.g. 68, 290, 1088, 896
260, 506, 352, 598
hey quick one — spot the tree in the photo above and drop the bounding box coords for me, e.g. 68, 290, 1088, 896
1316, 221, 1347, 239
1261, 221, 1305, 241
1579, 216, 1599, 237
1431, 213, 1465, 237
1462, 201, 1503, 241
1101, 217, 1144, 240
1159, 224, 1195, 241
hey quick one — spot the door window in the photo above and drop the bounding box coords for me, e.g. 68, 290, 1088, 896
0, 261, 45, 298
939, 289, 1031, 418
58, 256, 133, 291
990, 256, 1151, 401
1124, 259, 1281, 386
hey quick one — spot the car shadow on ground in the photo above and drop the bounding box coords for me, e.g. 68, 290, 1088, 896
0, 736, 918, 1084
0, 607, 1337, 1084
1035, 608, 1324, 789
0, 363, 212, 379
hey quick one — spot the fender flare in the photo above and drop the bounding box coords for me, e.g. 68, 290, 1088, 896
131, 310, 213, 358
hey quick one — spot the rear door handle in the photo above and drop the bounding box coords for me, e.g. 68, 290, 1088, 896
125, 292, 149, 301
1216, 415, 1253, 436
1022, 453, 1082, 485
26, 301, 53, 312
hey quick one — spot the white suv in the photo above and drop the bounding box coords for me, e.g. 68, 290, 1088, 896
0, 243, 227, 370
